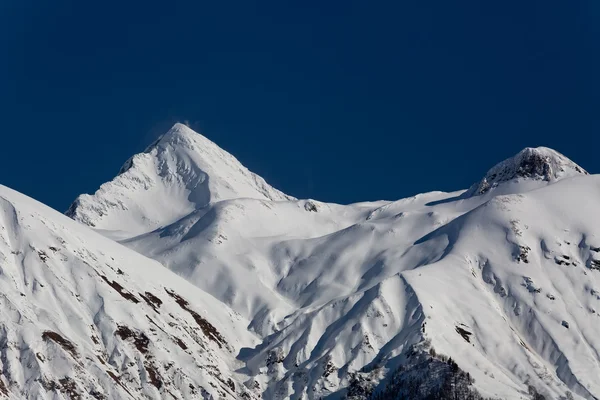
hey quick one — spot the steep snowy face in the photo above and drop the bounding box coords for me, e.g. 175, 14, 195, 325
466, 147, 587, 197
66, 123, 293, 238
0, 185, 258, 399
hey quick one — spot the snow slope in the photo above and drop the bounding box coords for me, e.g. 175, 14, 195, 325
59, 125, 600, 399
0, 185, 260, 399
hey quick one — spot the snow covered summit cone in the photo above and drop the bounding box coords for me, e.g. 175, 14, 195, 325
66, 123, 293, 238
466, 146, 587, 197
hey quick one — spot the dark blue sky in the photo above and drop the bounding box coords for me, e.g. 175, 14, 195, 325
1, 1, 598, 211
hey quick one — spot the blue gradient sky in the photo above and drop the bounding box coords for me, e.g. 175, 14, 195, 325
1, 1, 598, 211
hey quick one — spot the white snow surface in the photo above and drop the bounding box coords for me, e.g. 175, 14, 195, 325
7, 123, 597, 400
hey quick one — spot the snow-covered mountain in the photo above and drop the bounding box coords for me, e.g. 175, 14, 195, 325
66, 123, 293, 240
3, 123, 598, 399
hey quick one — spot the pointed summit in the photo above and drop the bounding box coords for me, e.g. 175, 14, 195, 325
117, 123, 199, 175
466, 147, 587, 197
149, 123, 211, 151
67, 123, 293, 238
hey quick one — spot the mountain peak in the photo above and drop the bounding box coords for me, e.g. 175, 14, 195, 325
67, 124, 293, 237
117, 123, 212, 175
168, 121, 194, 134
144, 123, 217, 156
155, 123, 205, 146
466, 146, 587, 197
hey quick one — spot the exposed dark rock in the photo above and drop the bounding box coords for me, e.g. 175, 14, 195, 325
58, 377, 81, 400
144, 362, 162, 389
90, 333, 100, 345
174, 337, 188, 350
37, 250, 49, 262
89, 389, 106, 399
115, 326, 150, 353
266, 349, 285, 367
226, 378, 235, 391
522, 277, 542, 293
99, 275, 139, 303
304, 201, 318, 212
323, 359, 337, 378
0, 375, 8, 396
467, 147, 587, 197
106, 371, 135, 398
589, 259, 600, 271
555, 255, 572, 266
42, 331, 77, 357
528, 384, 547, 400
39, 378, 59, 392
516, 245, 531, 263
347, 372, 376, 399
455, 326, 473, 343
164, 288, 227, 349
139, 291, 163, 312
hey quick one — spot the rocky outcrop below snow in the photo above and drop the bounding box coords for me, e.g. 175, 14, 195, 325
466, 147, 587, 197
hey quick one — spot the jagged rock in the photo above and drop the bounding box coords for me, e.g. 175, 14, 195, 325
467, 147, 586, 197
